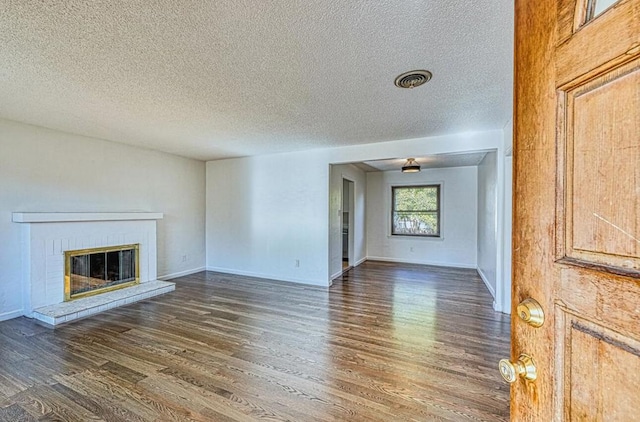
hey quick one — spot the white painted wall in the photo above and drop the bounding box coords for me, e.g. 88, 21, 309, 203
477, 150, 498, 297
366, 167, 478, 268
206, 151, 331, 286
206, 130, 503, 287
329, 164, 366, 279
0, 119, 206, 321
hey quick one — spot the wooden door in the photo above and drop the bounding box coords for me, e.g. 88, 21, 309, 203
512, 0, 640, 420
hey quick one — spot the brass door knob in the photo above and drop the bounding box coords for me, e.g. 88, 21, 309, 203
499, 354, 537, 383
517, 298, 545, 327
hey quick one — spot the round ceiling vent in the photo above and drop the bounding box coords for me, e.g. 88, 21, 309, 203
394, 70, 433, 89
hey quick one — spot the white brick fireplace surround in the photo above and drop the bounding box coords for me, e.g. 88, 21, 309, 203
12, 212, 175, 326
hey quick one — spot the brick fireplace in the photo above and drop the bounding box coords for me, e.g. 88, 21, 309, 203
12, 212, 175, 326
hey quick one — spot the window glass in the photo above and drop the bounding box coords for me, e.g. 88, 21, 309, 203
392, 185, 440, 237
591, 0, 619, 20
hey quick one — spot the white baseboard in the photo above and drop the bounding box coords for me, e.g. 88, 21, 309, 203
354, 257, 367, 266
206, 266, 329, 287
366, 256, 476, 269
493, 300, 501, 312
158, 266, 206, 281
330, 257, 368, 281
477, 267, 496, 298
0, 309, 24, 322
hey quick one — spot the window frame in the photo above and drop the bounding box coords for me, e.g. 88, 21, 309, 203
390, 184, 442, 238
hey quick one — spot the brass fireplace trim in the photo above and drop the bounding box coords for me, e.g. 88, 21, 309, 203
64, 243, 140, 301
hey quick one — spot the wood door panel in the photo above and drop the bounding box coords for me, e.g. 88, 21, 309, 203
556, 306, 640, 421
558, 58, 640, 275
557, 0, 640, 86
558, 268, 640, 344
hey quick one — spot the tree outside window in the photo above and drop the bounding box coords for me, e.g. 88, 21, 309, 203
391, 185, 441, 237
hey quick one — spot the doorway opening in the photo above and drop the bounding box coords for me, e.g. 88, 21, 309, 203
342, 178, 355, 271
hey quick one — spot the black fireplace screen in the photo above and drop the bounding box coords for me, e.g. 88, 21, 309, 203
65, 244, 139, 300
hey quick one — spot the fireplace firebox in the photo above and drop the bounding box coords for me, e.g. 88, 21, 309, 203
64, 244, 140, 301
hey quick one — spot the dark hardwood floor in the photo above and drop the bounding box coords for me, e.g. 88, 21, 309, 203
0, 261, 510, 421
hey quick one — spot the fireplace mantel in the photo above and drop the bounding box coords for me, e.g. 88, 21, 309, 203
12, 212, 163, 223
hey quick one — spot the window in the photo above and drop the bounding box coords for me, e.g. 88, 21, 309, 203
391, 185, 440, 237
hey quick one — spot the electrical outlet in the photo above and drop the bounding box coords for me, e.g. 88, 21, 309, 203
182, 255, 187, 262
295, 259, 300, 268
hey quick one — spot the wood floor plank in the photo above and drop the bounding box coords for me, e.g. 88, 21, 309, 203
0, 403, 36, 422
0, 262, 510, 421
9, 384, 106, 421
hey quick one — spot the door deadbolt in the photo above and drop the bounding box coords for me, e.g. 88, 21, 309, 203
517, 298, 545, 327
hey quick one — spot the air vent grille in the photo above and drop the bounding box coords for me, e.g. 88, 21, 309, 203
394, 70, 433, 89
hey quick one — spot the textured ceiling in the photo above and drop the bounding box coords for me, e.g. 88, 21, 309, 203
0, 1, 513, 161
355, 151, 488, 172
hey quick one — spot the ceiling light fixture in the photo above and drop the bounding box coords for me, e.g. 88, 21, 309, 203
394, 70, 433, 89
401, 158, 421, 173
